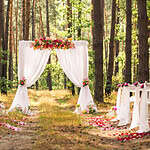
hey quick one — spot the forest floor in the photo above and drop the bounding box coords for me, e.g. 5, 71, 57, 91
0, 89, 150, 150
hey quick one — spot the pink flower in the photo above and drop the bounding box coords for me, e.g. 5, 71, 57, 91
113, 106, 117, 111
133, 81, 138, 86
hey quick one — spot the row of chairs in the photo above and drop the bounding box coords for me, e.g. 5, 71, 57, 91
115, 82, 150, 132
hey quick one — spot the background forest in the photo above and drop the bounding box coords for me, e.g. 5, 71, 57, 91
0, 0, 150, 103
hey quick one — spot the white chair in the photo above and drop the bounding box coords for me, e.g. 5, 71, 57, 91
135, 82, 150, 133
117, 85, 136, 126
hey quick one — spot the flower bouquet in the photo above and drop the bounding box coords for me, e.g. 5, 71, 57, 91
82, 79, 88, 87
82, 104, 97, 114
18, 77, 26, 86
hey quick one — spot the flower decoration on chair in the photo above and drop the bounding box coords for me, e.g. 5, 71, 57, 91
140, 83, 144, 88
18, 77, 26, 86
117, 83, 128, 87
133, 81, 139, 86
82, 79, 89, 87
31, 37, 75, 50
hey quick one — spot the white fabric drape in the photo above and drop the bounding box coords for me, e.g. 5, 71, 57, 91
129, 87, 140, 129
9, 41, 51, 112
56, 41, 96, 112
9, 40, 95, 113
138, 89, 150, 132
116, 87, 122, 120
118, 87, 131, 126
131, 87, 150, 132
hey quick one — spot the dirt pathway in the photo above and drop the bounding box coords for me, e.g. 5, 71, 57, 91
0, 110, 39, 150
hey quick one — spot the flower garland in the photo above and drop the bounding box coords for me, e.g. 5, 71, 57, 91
117, 83, 128, 87
117, 81, 145, 88
31, 37, 75, 50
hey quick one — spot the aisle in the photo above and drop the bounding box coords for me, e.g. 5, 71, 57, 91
0, 90, 150, 150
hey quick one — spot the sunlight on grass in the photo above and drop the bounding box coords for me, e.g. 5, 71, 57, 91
39, 99, 81, 129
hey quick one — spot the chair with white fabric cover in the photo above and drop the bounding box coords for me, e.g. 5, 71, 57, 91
144, 82, 150, 125
115, 84, 136, 126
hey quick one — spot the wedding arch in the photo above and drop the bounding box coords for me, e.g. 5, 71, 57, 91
9, 40, 97, 113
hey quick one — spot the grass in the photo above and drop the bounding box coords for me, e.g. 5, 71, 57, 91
32, 90, 119, 150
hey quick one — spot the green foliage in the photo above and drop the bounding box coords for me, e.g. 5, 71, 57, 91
0, 77, 14, 92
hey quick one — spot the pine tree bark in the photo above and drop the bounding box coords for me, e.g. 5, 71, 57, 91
22, 0, 26, 40
105, 0, 116, 95
46, 0, 52, 91
15, 0, 19, 81
104, 3, 108, 74
1, 0, 10, 94
0, 0, 4, 78
137, 0, 149, 82
124, 0, 132, 83
93, 0, 104, 102
9, 0, 13, 86
77, 0, 82, 94
77, 0, 81, 40
32, 0, 38, 89
114, 1, 120, 76
67, 0, 75, 95
39, 4, 44, 37
25, 0, 30, 40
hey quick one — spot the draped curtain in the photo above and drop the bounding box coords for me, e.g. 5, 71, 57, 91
56, 41, 95, 112
9, 40, 96, 113
9, 41, 51, 112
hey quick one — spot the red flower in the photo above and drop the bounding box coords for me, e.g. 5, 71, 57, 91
140, 84, 144, 88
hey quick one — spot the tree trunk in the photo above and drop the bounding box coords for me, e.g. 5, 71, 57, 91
25, 0, 30, 40
39, 4, 44, 37
124, 0, 132, 83
114, 1, 120, 76
67, 0, 75, 95
22, 0, 26, 40
1, 0, 10, 94
46, 0, 52, 91
15, 0, 19, 82
104, 4, 108, 74
67, 0, 72, 38
114, 41, 119, 75
137, 0, 149, 82
77, 0, 82, 94
9, 0, 13, 86
105, 0, 116, 95
0, 0, 4, 78
77, 0, 81, 40
32, 0, 38, 89
93, 0, 104, 102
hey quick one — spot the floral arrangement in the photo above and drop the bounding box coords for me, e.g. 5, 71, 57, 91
31, 37, 75, 50
18, 77, 26, 86
82, 79, 89, 87
82, 104, 97, 114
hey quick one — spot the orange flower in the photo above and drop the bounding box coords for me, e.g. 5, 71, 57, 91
68, 38, 72, 41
